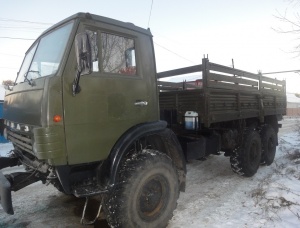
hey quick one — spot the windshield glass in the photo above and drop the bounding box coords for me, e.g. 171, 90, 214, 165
16, 21, 74, 83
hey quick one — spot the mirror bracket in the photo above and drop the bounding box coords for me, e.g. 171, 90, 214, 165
72, 70, 81, 96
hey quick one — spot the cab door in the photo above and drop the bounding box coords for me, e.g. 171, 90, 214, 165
63, 26, 158, 164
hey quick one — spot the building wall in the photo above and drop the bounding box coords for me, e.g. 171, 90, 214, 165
287, 103, 300, 109
287, 102, 300, 116
287, 108, 300, 116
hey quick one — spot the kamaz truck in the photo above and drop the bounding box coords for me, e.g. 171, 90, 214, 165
0, 13, 286, 227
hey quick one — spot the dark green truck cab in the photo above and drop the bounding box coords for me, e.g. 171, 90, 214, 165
0, 13, 286, 227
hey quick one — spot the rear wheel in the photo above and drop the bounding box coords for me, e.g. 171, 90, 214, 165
230, 129, 262, 177
103, 149, 179, 228
260, 125, 277, 165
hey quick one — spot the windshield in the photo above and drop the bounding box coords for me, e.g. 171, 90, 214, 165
16, 21, 74, 83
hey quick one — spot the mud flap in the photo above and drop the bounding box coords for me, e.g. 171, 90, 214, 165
0, 171, 13, 215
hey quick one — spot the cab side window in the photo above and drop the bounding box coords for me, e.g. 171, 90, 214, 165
101, 33, 136, 75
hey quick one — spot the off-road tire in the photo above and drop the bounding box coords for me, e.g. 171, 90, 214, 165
230, 129, 262, 177
260, 125, 277, 165
102, 149, 179, 228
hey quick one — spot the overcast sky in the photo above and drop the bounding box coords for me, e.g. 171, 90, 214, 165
0, 0, 299, 93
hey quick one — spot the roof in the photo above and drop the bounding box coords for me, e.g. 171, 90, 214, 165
287, 93, 300, 103
42, 12, 152, 40
24, 12, 152, 56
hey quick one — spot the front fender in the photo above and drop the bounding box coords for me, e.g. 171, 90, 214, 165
98, 121, 167, 187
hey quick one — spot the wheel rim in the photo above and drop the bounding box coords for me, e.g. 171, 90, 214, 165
138, 174, 169, 221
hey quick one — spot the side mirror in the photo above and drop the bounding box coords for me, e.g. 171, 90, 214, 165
75, 32, 93, 75
73, 31, 93, 96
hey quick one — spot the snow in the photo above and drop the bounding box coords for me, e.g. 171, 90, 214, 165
0, 118, 300, 227
0, 143, 13, 157
168, 118, 300, 228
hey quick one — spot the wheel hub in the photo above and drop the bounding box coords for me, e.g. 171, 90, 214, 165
138, 175, 168, 220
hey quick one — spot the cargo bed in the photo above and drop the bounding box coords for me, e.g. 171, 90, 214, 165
158, 58, 286, 128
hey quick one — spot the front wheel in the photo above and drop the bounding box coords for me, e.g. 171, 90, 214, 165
103, 149, 179, 228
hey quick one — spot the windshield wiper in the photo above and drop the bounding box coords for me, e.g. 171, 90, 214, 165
28, 70, 41, 77
24, 71, 39, 86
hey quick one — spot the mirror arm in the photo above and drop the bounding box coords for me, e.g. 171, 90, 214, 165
72, 70, 81, 96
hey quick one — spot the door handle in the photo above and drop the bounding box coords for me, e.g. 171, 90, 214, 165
134, 100, 148, 106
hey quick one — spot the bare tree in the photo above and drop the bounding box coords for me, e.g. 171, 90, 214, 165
2, 80, 14, 87
275, 1, 300, 56
101, 33, 134, 74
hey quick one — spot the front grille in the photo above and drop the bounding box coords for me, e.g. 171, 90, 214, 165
7, 128, 33, 154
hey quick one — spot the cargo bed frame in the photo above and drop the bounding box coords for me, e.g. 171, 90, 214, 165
158, 58, 286, 128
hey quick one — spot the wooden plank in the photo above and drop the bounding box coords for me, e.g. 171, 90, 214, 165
209, 62, 260, 80
209, 73, 258, 86
264, 108, 286, 116
261, 88, 285, 95
208, 109, 260, 124
158, 82, 202, 90
260, 75, 285, 85
158, 86, 182, 91
261, 82, 284, 90
158, 81, 183, 87
207, 80, 258, 92
185, 84, 200, 89
158, 81, 201, 90
157, 65, 202, 78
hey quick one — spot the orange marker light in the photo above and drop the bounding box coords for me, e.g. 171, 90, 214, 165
53, 115, 62, 123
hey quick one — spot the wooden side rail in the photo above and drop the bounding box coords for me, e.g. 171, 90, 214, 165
157, 58, 286, 94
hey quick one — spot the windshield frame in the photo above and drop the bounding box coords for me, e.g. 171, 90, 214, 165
15, 20, 77, 84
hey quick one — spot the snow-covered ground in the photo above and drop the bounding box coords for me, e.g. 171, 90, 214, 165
0, 118, 299, 228
169, 118, 300, 228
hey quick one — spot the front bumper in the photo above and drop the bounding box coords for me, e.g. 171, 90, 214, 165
0, 171, 13, 214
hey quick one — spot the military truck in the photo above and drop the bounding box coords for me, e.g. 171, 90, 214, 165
0, 13, 286, 227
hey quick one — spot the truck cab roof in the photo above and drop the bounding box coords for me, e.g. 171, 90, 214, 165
42, 12, 153, 38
